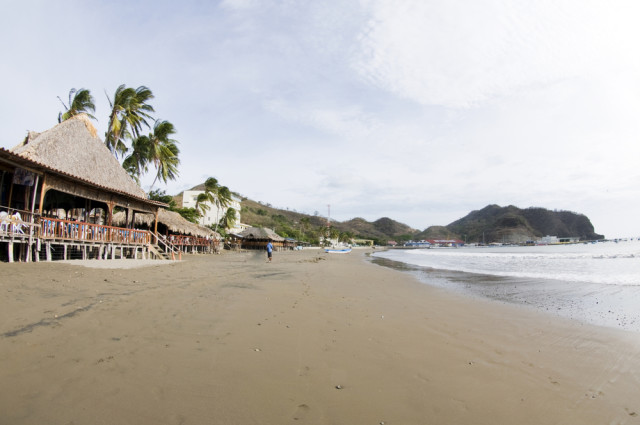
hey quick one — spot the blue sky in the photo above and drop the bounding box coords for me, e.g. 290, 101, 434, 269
1, 0, 640, 238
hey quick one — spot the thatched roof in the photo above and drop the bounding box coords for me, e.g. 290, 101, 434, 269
113, 208, 220, 239
239, 227, 284, 241
10, 114, 146, 199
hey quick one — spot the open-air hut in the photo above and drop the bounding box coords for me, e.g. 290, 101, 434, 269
113, 208, 221, 254
0, 114, 165, 262
239, 227, 285, 251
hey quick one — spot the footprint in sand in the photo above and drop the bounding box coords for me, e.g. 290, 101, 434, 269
292, 404, 310, 421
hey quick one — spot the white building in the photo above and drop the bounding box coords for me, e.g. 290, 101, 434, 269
181, 190, 247, 233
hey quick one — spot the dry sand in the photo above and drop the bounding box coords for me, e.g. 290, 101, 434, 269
1, 249, 638, 424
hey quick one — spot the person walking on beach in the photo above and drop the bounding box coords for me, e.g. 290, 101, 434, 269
266, 241, 274, 262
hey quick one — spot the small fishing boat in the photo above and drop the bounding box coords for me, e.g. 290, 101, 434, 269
324, 247, 352, 254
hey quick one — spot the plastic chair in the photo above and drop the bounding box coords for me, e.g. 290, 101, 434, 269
0, 211, 9, 233
11, 212, 25, 234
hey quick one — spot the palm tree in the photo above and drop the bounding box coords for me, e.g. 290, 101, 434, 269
122, 134, 151, 184
147, 120, 180, 190
194, 192, 211, 218
218, 207, 237, 231
58, 88, 96, 123
105, 85, 155, 157
202, 177, 219, 204
202, 178, 233, 232
122, 119, 180, 188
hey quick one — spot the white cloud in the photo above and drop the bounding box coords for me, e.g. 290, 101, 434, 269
352, 0, 639, 108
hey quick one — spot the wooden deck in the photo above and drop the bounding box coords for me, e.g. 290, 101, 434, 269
39, 217, 151, 245
1, 209, 221, 262
1, 210, 154, 262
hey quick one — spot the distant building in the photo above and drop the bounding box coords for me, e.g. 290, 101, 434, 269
539, 235, 558, 244
426, 239, 465, 247
353, 238, 374, 247
404, 240, 431, 247
180, 189, 246, 233
538, 235, 579, 244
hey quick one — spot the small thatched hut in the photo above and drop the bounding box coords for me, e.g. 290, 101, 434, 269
112, 208, 220, 253
239, 227, 285, 251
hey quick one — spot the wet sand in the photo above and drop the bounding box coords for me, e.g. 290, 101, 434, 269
371, 256, 640, 332
1, 249, 639, 424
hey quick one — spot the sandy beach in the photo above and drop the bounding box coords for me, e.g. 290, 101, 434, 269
1, 249, 639, 424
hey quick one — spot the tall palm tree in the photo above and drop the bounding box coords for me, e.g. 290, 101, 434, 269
147, 120, 180, 190
58, 88, 96, 123
201, 177, 233, 232
105, 85, 155, 157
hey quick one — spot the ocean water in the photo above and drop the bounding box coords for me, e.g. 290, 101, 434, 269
371, 240, 640, 332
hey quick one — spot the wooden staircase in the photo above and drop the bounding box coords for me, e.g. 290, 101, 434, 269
150, 233, 180, 260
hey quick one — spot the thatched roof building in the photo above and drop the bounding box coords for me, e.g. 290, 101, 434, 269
3, 114, 162, 228
239, 227, 284, 241
11, 114, 147, 200
239, 227, 285, 250
113, 209, 219, 239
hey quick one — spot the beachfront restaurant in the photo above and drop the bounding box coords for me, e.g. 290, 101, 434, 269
113, 208, 221, 255
0, 114, 166, 262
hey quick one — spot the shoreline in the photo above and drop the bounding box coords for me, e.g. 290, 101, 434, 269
1, 249, 639, 424
370, 251, 640, 333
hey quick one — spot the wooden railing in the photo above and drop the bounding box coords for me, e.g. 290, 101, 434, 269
39, 217, 151, 245
0, 207, 38, 238
168, 234, 217, 247
153, 232, 179, 255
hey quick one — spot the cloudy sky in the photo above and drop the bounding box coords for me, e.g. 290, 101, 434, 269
1, 0, 639, 238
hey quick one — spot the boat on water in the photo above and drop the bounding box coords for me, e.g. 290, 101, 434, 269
325, 248, 352, 254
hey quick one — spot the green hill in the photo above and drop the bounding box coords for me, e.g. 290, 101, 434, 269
416, 205, 604, 243
239, 198, 417, 244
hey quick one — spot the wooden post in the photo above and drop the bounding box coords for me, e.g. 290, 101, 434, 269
106, 201, 116, 228
8, 241, 13, 262
46, 242, 52, 261
25, 174, 40, 264
7, 178, 14, 209
38, 175, 47, 216
154, 209, 159, 236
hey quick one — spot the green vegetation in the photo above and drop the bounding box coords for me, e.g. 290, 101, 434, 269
57, 85, 180, 188
148, 189, 176, 208
419, 204, 604, 243
238, 199, 417, 245
149, 189, 198, 224
57, 88, 96, 123
105, 85, 155, 158
193, 177, 233, 232
237, 202, 603, 245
